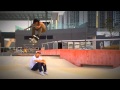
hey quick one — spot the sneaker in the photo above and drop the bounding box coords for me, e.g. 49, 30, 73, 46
29, 38, 32, 40
29, 38, 37, 43
44, 71, 48, 75
36, 35, 39, 40
32, 38, 37, 43
33, 35, 39, 40
33, 35, 36, 38
39, 71, 45, 76
29, 38, 33, 43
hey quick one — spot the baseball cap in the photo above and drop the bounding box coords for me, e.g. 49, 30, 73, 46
36, 51, 41, 54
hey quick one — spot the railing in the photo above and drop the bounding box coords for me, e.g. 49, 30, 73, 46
41, 39, 120, 50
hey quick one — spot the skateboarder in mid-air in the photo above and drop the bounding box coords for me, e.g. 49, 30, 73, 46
24, 19, 46, 43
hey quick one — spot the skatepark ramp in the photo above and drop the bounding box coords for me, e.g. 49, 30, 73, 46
0, 56, 120, 79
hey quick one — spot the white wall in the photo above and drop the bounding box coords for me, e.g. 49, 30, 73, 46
0, 20, 32, 32
97, 31, 119, 37
0, 20, 52, 32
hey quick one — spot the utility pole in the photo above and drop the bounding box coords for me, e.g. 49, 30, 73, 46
27, 16, 29, 30
45, 11, 49, 49
83, 11, 87, 49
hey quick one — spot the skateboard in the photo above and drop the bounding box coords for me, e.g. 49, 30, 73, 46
29, 35, 39, 44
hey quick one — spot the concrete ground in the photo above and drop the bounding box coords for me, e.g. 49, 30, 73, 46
0, 56, 120, 79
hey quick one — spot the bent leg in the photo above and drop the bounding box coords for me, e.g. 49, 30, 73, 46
31, 63, 43, 72
41, 63, 47, 72
38, 63, 43, 72
31, 28, 36, 37
31, 63, 39, 71
37, 28, 43, 36
37, 27, 46, 36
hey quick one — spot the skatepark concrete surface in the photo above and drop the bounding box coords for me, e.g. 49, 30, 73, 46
0, 56, 120, 79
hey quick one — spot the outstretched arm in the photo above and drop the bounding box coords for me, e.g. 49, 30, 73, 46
24, 25, 32, 30
34, 59, 46, 64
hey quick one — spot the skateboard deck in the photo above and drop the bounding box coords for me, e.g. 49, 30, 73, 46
29, 35, 39, 44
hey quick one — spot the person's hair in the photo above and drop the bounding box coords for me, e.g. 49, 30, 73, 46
33, 19, 40, 24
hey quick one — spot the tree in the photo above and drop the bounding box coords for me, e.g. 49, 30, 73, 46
104, 18, 115, 37
104, 18, 117, 46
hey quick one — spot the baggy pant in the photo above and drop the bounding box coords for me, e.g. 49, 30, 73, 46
31, 27, 46, 37
31, 63, 47, 72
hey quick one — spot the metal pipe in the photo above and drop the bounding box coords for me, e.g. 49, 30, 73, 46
45, 11, 49, 49
119, 41, 120, 50
85, 27, 87, 48
41, 38, 120, 50
28, 16, 29, 30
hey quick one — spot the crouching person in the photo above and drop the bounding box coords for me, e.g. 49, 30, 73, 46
30, 51, 48, 76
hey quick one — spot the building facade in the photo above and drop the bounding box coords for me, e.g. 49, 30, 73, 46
58, 11, 120, 29
113, 11, 120, 28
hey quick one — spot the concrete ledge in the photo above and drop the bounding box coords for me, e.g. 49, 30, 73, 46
41, 55, 60, 56
41, 49, 120, 68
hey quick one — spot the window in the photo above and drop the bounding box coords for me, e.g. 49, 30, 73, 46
24, 35, 53, 40
47, 35, 53, 39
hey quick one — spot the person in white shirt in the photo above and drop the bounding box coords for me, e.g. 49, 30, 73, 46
30, 51, 48, 76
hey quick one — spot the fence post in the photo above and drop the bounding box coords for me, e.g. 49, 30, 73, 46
119, 41, 120, 50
